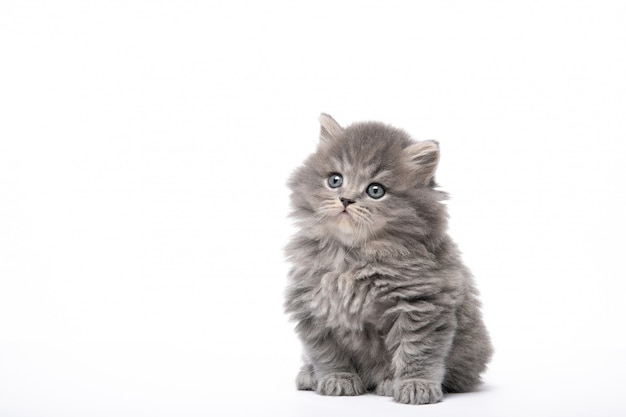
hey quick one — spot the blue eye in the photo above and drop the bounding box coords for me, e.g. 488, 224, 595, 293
328, 173, 343, 188
366, 183, 385, 199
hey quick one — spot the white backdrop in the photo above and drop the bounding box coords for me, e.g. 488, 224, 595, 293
1, 1, 625, 416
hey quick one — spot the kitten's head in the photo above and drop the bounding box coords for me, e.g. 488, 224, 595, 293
288, 114, 448, 248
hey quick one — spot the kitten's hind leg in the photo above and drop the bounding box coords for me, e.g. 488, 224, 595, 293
296, 364, 317, 391
443, 292, 493, 393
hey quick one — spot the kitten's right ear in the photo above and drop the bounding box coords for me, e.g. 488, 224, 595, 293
319, 113, 343, 143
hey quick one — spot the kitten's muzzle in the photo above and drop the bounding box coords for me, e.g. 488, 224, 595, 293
340, 197, 356, 208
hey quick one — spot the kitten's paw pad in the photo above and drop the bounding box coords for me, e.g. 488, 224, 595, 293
296, 365, 317, 391
316, 372, 365, 396
375, 378, 394, 396
394, 379, 443, 405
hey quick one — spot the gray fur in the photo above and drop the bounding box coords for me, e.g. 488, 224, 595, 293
284, 114, 493, 405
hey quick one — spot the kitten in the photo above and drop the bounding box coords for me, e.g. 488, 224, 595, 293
284, 114, 493, 405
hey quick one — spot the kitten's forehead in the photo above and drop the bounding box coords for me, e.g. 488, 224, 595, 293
322, 122, 412, 177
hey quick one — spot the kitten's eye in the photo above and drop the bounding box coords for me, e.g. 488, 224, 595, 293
366, 183, 385, 199
328, 173, 343, 188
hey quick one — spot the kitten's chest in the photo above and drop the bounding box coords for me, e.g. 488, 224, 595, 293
310, 254, 379, 330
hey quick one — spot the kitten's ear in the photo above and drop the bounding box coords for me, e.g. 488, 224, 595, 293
319, 113, 343, 143
404, 140, 440, 185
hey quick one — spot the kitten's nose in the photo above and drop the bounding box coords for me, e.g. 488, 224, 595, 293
340, 197, 356, 208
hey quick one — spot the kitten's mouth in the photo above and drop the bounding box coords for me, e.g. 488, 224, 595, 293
340, 209, 352, 217
337, 210, 355, 226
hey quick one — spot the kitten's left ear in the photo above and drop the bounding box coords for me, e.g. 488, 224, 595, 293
404, 140, 440, 185
319, 113, 344, 143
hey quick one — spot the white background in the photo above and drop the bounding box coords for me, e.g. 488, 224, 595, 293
1, 1, 625, 416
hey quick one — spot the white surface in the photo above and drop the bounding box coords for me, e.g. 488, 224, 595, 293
1, 1, 626, 416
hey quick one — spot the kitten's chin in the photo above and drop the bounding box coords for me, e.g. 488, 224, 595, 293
335, 213, 355, 233
328, 214, 367, 247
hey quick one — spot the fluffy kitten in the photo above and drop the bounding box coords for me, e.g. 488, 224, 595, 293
284, 114, 493, 405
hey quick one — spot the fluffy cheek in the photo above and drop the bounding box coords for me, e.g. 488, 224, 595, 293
359, 205, 389, 235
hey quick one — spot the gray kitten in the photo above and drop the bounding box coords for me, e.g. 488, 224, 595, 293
284, 114, 493, 405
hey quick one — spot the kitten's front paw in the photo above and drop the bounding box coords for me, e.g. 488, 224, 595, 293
316, 372, 365, 396
394, 379, 443, 405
